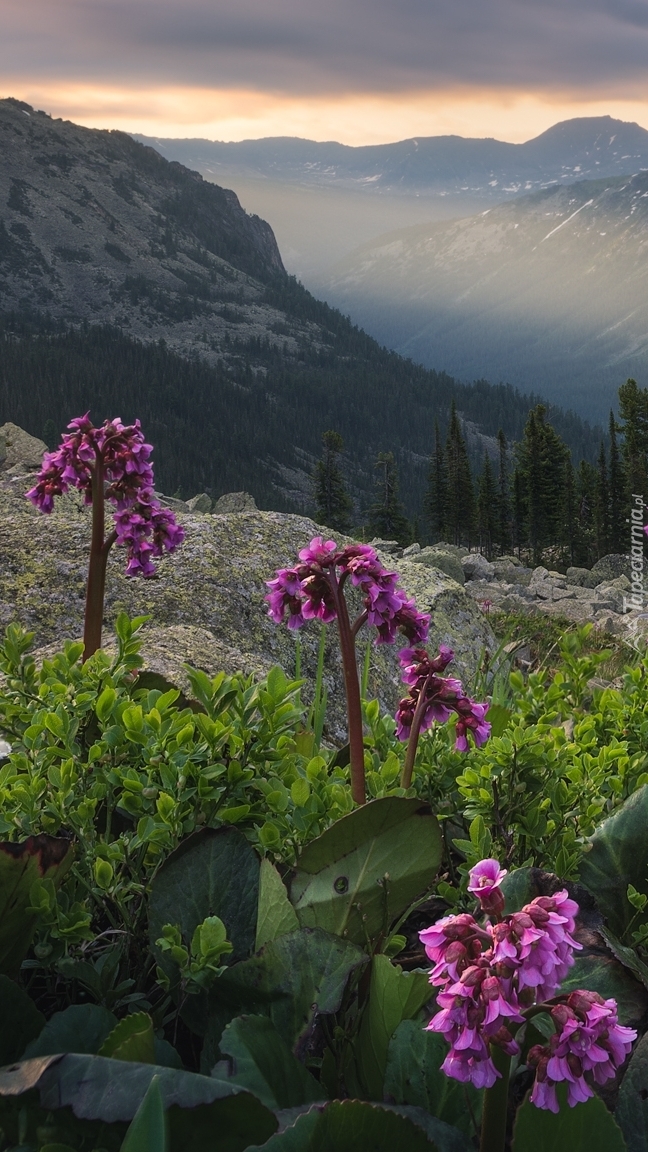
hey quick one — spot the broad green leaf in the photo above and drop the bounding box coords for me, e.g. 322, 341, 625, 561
0, 974, 44, 1064
121, 1075, 167, 1152
246, 1100, 439, 1150
579, 785, 648, 936
0, 834, 73, 976
485, 704, 511, 737
149, 826, 260, 975
24, 1004, 117, 1058
384, 1019, 482, 1140
100, 1012, 156, 1063
616, 1032, 648, 1152
355, 956, 431, 1100
512, 1086, 627, 1151
559, 947, 647, 1026
202, 928, 366, 1071
500, 867, 539, 914
290, 797, 442, 947
217, 1015, 323, 1109
599, 926, 648, 992
255, 859, 299, 951
0, 1053, 271, 1126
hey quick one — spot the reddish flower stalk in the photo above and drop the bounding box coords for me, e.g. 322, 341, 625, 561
266, 536, 429, 805
27, 414, 184, 661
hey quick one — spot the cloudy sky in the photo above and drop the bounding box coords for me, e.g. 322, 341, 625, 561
2, 0, 648, 143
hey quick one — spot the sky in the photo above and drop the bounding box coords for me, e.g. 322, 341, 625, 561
2, 0, 648, 144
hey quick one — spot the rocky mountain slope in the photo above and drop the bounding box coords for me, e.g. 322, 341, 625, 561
0, 97, 602, 514
322, 174, 648, 420
136, 117, 648, 278
0, 429, 495, 738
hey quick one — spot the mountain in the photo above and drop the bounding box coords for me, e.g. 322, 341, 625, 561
134, 117, 648, 278
0, 97, 601, 516
321, 173, 648, 420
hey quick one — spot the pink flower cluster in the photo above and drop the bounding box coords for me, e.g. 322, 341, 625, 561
421, 859, 635, 1104
528, 991, 636, 1112
266, 537, 429, 644
26, 414, 184, 576
395, 647, 491, 751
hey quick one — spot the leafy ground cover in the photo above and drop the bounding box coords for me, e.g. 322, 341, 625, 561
1, 611, 648, 1149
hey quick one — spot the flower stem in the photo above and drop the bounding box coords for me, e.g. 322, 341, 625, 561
479, 1046, 511, 1152
82, 455, 116, 661
400, 671, 434, 789
330, 574, 366, 805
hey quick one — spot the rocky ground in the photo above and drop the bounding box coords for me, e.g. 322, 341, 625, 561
0, 424, 496, 741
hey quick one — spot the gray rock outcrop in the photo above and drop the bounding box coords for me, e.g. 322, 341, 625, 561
462, 553, 495, 581
187, 493, 213, 514
0, 423, 47, 473
0, 475, 495, 740
413, 548, 466, 585
213, 492, 258, 514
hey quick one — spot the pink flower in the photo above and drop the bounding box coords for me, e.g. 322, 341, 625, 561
468, 859, 507, 899
394, 648, 490, 749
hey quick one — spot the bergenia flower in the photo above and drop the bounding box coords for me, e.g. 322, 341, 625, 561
395, 647, 491, 751
421, 859, 636, 1108
27, 414, 184, 578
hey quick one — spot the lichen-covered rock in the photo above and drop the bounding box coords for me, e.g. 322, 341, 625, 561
413, 549, 466, 585
0, 478, 495, 739
213, 492, 258, 513
590, 554, 631, 584
187, 493, 213, 513
462, 553, 495, 581
0, 423, 47, 473
566, 566, 591, 587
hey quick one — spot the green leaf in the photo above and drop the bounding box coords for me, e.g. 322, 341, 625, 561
599, 926, 648, 992
384, 1019, 482, 1140
500, 867, 539, 914
217, 1015, 323, 1110
202, 928, 366, 1070
579, 785, 648, 937
0, 834, 73, 976
121, 1075, 167, 1152
355, 955, 431, 1100
485, 704, 511, 737
167, 1094, 278, 1152
149, 827, 260, 978
0, 974, 44, 1064
616, 1032, 648, 1152
558, 946, 648, 1027
0, 1053, 270, 1124
290, 797, 442, 948
255, 859, 299, 951
512, 1086, 627, 1151
99, 1012, 156, 1063
24, 1004, 117, 1058
246, 1100, 439, 1150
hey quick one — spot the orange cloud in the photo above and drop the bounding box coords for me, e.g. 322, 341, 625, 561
5, 81, 648, 144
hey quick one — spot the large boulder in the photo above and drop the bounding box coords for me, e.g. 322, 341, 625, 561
187, 492, 213, 513
0, 477, 495, 741
566, 566, 591, 587
590, 554, 631, 584
0, 423, 47, 473
413, 548, 466, 585
214, 491, 258, 514
462, 553, 495, 581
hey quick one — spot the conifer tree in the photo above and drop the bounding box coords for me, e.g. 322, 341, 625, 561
594, 442, 611, 559
445, 400, 475, 546
516, 405, 569, 564
563, 457, 576, 567
477, 453, 498, 558
618, 378, 648, 503
368, 451, 410, 543
575, 460, 598, 567
424, 421, 448, 542
313, 429, 352, 532
513, 467, 524, 559
608, 410, 625, 554
497, 429, 512, 555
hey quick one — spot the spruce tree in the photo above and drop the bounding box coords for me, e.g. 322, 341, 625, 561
497, 429, 512, 556
313, 430, 352, 532
608, 410, 625, 554
477, 453, 498, 558
445, 400, 475, 546
575, 460, 598, 567
424, 421, 448, 542
563, 457, 576, 567
618, 378, 648, 503
513, 467, 524, 559
368, 452, 410, 543
594, 442, 611, 560
516, 405, 569, 564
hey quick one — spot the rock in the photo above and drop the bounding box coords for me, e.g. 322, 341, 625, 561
551, 587, 576, 601
498, 555, 521, 567
427, 542, 470, 559
368, 538, 401, 555
156, 493, 190, 512
462, 553, 495, 581
187, 493, 213, 514
213, 491, 258, 514
402, 543, 421, 557
590, 554, 631, 584
413, 549, 465, 585
596, 575, 631, 592
0, 423, 47, 473
0, 478, 495, 740
566, 566, 591, 587
536, 600, 593, 624
528, 566, 550, 595
499, 594, 541, 615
